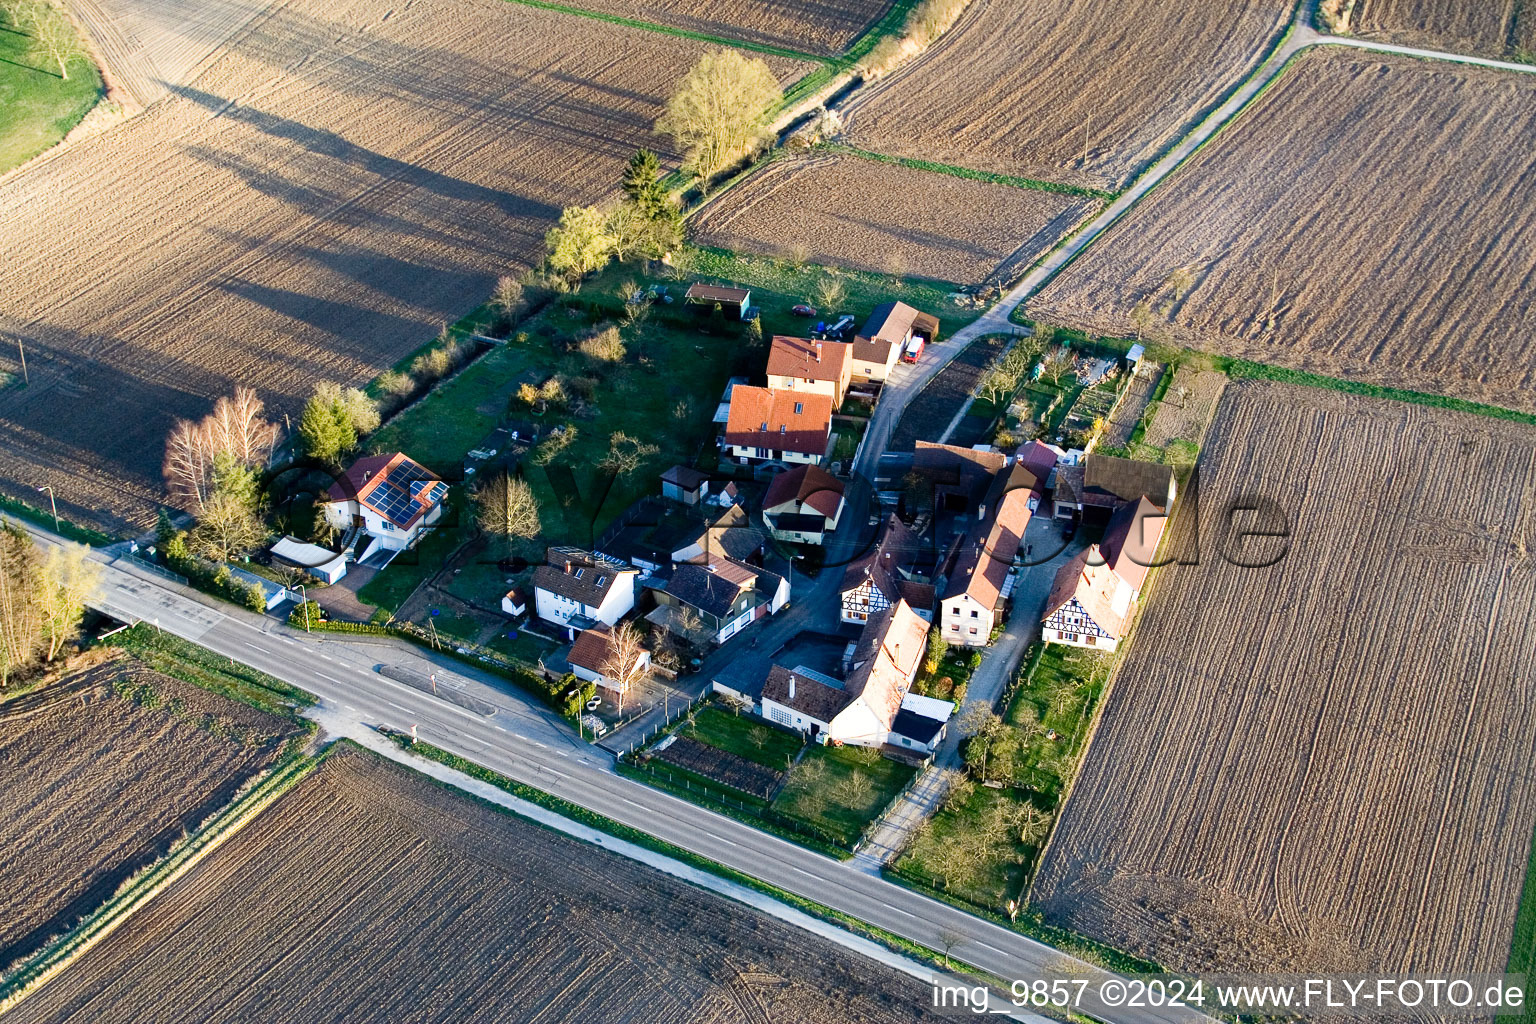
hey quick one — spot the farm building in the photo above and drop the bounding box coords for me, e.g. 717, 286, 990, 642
851, 302, 939, 383
1052, 453, 1176, 523
660, 465, 710, 505
684, 283, 751, 320
938, 463, 1042, 647
765, 336, 853, 404
566, 625, 650, 702
721, 386, 833, 469
532, 547, 640, 640
647, 558, 788, 646
322, 452, 448, 559
1042, 496, 1166, 652
762, 465, 845, 545
840, 515, 935, 625
759, 600, 935, 748
269, 536, 348, 584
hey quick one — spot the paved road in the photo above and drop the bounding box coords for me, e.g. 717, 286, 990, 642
11, 517, 1211, 1024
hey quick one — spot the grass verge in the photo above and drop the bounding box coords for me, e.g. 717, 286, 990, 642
102, 623, 316, 720
1506, 821, 1536, 1023
0, 496, 117, 546
832, 144, 1115, 200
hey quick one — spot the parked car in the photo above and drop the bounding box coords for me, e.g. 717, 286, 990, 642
901, 336, 926, 363
791, 304, 817, 317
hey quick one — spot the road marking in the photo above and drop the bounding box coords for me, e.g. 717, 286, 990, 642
319, 653, 334, 661
242, 642, 269, 654
315, 672, 343, 684
385, 700, 408, 712
557, 751, 569, 758
879, 902, 919, 919
701, 831, 738, 848
974, 941, 1007, 954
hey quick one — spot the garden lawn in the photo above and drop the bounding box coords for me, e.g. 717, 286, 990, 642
683, 706, 803, 769
0, 9, 102, 173
354, 515, 463, 613
893, 781, 1037, 912
772, 743, 914, 846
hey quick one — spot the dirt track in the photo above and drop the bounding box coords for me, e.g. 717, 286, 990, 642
1033, 380, 1536, 992
1029, 49, 1536, 414
693, 151, 1096, 284
841, 0, 1291, 190
0, 0, 809, 532
2, 747, 940, 1024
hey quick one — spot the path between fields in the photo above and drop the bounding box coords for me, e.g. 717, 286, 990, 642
7, 514, 1214, 1024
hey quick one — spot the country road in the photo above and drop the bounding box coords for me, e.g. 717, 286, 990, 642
8, 514, 1214, 1024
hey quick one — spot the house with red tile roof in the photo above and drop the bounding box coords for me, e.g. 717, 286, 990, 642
765, 336, 853, 405
938, 463, 1041, 647
721, 386, 833, 469
1042, 496, 1167, 652
322, 452, 448, 554
762, 464, 845, 545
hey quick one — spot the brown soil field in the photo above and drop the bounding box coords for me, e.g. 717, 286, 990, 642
0, 655, 296, 966
4, 747, 940, 1024
840, 0, 1291, 190
0, 0, 811, 533
1102, 361, 1164, 448
1351, 0, 1535, 60
889, 333, 1008, 451
1141, 365, 1227, 448
693, 152, 1096, 284
1029, 50, 1536, 414
1033, 380, 1536, 985
558, 0, 893, 56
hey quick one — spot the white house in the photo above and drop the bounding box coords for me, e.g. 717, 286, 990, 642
532, 546, 639, 639
1043, 495, 1166, 652
722, 386, 832, 468
648, 557, 789, 646
890, 692, 956, 755
839, 515, 933, 625
500, 587, 528, 618
760, 600, 929, 748
323, 452, 448, 553
938, 465, 1038, 647
567, 625, 650, 702
762, 464, 845, 545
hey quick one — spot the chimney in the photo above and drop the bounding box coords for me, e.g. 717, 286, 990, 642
788, 674, 796, 700
564, 559, 572, 573
815, 342, 822, 363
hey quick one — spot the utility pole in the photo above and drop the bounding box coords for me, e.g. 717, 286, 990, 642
35, 485, 57, 531
15, 337, 27, 386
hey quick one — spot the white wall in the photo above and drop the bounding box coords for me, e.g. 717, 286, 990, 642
941, 594, 994, 647
1042, 627, 1117, 653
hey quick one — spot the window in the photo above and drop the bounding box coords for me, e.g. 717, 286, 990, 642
780, 425, 786, 433
759, 422, 768, 431
1062, 632, 1077, 642
770, 707, 791, 727
573, 568, 585, 580
970, 609, 979, 618
595, 575, 607, 587
804, 378, 813, 385
969, 627, 978, 635
1086, 635, 1097, 646
950, 623, 960, 631
794, 402, 803, 414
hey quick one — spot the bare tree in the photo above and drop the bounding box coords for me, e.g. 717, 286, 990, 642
1166, 265, 1196, 300
812, 275, 847, 312
37, 542, 100, 662
600, 620, 648, 713
473, 472, 541, 541
189, 487, 266, 562
600, 431, 660, 476
1041, 344, 1074, 388
163, 388, 277, 511
206, 387, 279, 465
1128, 300, 1155, 341
27, 2, 88, 80
163, 418, 216, 511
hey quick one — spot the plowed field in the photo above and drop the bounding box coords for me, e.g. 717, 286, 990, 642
693, 152, 1096, 284
1030, 50, 1536, 414
841, 0, 1291, 190
3, 748, 938, 1024
1033, 381, 1536, 982
1351, 0, 1535, 60
0, 0, 810, 532
559, 0, 893, 56
0, 657, 296, 965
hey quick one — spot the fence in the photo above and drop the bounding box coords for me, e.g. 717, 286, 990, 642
615, 690, 710, 757
852, 751, 940, 856
114, 554, 188, 585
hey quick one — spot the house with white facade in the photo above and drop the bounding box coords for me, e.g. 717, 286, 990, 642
839, 515, 934, 625
1042, 495, 1166, 652
647, 557, 789, 646
322, 452, 448, 557
532, 546, 640, 639
567, 625, 650, 702
762, 464, 845, 545
850, 302, 939, 383
938, 463, 1041, 647
765, 336, 852, 405
759, 600, 931, 748
722, 386, 833, 469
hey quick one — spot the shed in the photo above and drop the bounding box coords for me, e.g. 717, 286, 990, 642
685, 283, 751, 320
228, 566, 290, 611
661, 464, 710, 505
270, 536, 348, 584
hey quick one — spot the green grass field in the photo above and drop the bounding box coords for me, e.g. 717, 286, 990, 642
0, 9, 102, 174
774, 743, 915, 846
682, 706, 803, 769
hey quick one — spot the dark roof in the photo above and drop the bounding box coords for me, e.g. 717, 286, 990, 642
762, 665, 851, 723
661, 465, 709, 491
913, 441, 1007, 507
1060, 455, 1177, 510
840, 515, 922, 604
763, 464, 845, 520
769, 512, 829, 535
692, 504, 766, 562
533, 546, 636, 607
896, 579, 935, 612
1015, 440, 1061, 484
892, 709, 945, 744
666, 561, 754, 619
686, 283, 750, 303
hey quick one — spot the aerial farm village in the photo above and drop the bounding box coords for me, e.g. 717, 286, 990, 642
1, 0, 1535, 1019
